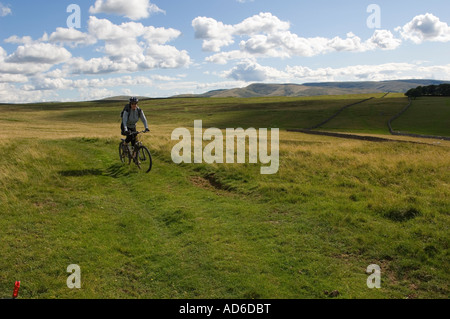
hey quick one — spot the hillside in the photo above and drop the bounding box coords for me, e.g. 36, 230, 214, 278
100, 95, 151, 101
174, 80, 450, 98
0, 95, 449, 299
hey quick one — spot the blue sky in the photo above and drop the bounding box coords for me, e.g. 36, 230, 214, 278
0, 0, 449, 102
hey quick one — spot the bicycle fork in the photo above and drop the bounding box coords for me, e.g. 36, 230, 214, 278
124, 142, 140, 164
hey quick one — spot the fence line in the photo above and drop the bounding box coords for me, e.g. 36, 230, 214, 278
308, 97, 374, 130
388, 98, 450, 141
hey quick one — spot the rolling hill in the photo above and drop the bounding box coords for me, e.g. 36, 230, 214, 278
100, 95, 152, 101
173, 79, 450, 98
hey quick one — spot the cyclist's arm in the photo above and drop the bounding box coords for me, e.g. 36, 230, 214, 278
122, 111, 129, 132
140, 110, 149, 130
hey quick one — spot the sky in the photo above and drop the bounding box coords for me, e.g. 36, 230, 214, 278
0, 0, 449, 103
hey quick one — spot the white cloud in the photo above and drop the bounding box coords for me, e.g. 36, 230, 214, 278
205, 50, 253, 65
234, 12, 290, 36
5, 33, 51, 45
4, 35, 34, 45
366, 30, 402, 50
44, 68, 69, 79
0, 61, 54, 76
122, 88, 132, 96
142, 44, 190, 69
88, 16, 145, 41
80, 75, 153, 88
193, 12, 290, 52
397, 13, 450, 44
240, 32, 329, 58
3, 9, 450, 103
31, 77, 74, 91
87, 16, 182, 56
3, 16, 190, 76
5, 43, 72, 64
28, 73, 154, 91
141, 26, 181, 45
327, 32, 363, 52
0, 3, 11, 17
0, 43, 72, 77
0, 83, 53, 103
154, 80, 248, 94
61, 17, 190, 75
206, 29, 401, 65
192, 17, 235, 52
195, 80, 248, 91
89, 0, 165, 20
66, 45, 190, 75
66, 56, 135, 74
286, 62, 450, 82
0, 72, 157, 102
0, 46, 6, 59
78, 87, 115, 101
220, 60, 450, 83
49, 27, 97, 47
150, 74, 181, 82
194, 12, 403, 64
222, 59, 289, 82
87, 16, 145, 60
0, 74, 28, 83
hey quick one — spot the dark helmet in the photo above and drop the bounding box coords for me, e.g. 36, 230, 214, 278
129, 97, 139, 103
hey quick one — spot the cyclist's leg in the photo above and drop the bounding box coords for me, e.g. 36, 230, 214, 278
124, 135, 131, 151
120, 124, 127, 146
129, 127, 138, 158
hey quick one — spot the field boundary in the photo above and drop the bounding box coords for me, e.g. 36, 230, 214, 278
308, 97, 375, 130
286, 129, 427, 144
388, 98, 450, 141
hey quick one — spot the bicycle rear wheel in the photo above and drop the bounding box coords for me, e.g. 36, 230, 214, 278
137, 146, 152, 173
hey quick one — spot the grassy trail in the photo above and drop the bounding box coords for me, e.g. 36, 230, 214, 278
0, 137, 369, 298
0, 95, 449, 299
1, 134, 448, 299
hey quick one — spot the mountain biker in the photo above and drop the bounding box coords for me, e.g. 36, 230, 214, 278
121, 97, 150, 157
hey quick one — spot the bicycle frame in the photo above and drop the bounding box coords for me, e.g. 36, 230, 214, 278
119, 130, 152, 173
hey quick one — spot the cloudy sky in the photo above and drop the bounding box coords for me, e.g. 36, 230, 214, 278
0, 0, 449, 102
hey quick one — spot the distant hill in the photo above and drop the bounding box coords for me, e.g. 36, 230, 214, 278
173, 80, 450, 98
100, 95, 151, 101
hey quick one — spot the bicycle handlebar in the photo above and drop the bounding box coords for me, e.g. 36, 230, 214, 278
128, 130, 148, 136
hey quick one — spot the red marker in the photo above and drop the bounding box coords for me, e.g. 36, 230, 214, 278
12, 281, 20, 299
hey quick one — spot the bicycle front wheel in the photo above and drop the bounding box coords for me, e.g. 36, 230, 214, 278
119, 142, 126, 163
137, 146, 152, 173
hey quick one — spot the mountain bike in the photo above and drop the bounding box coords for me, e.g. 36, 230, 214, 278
119, 131, 152, 173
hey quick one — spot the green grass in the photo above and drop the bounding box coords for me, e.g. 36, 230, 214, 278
0, 95, 449, 299
1, 94, 390, 130
391, 97, 450, 137
318, 95, 410, 134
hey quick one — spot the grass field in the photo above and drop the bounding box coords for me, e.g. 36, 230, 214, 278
317, 93, 407, 134
0, 94, 449, 299
391, 97, 450, 137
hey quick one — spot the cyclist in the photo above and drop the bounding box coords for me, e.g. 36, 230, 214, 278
121, 97, 150, 158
